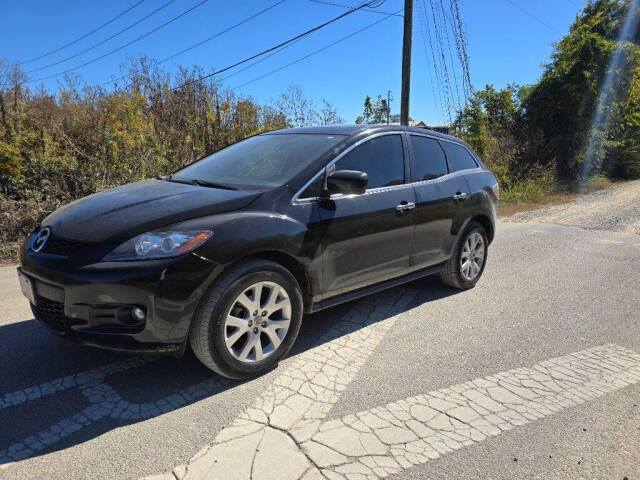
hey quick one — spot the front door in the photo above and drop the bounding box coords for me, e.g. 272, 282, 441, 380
317, 133, 416, 294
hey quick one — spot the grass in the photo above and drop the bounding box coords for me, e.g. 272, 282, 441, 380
498, 174, 613, 217
0, 243, 19, 266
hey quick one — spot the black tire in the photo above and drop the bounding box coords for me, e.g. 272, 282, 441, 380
439, 221, 488, 290
189, 259, 303, 379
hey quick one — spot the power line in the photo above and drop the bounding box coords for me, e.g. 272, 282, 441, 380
27, 0, 209, 84
450, 0, 472, 98
418, 0, 447, 123
437, 0, 462, 111
308, 0, 402, 17
20, 0, 146, 65
26, 0, 176, 74
427, 0, 454, 122
504, 0, 561, 34
232, 8, 402, 89
219, 0, 383, 83
102, 0, 286, 88
415, 0, 443, 122
171, 0, 382, 91
219, 35, 306, 84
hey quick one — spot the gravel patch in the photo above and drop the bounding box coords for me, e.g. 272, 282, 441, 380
503, 180, 640, 234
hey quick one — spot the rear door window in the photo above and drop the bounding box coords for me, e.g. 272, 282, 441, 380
335, 134, 405, 189
409, 135, 448, 181
441, 141, 478, 172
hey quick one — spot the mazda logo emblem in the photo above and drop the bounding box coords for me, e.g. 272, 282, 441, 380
32, 227, 51, 253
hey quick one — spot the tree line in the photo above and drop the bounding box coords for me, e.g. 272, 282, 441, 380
453, 0, 640, 187
0, 59, 341, 259
353, 0, 640, 189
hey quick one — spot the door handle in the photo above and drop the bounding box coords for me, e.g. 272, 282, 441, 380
452, 192, 468, 201
396, 201, 416, 212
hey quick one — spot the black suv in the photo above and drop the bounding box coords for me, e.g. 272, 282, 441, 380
18, 125, 498, 378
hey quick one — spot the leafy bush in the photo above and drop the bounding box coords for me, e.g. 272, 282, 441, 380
0, 141, 22, 177
0, 59, 343, 261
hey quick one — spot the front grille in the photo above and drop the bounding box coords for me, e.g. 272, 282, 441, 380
33, 296, 66, 331
43, 236, 88, 256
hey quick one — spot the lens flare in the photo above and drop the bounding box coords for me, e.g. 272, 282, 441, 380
582, 0, 640, 186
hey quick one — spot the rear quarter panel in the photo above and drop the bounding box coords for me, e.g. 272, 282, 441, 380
461, 169, 499, 242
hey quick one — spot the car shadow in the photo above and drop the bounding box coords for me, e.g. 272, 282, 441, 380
0, 276, 459, 465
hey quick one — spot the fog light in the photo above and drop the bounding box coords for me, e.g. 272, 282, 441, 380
132, 307, 146, 322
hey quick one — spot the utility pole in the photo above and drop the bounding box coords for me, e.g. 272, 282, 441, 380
386, 90, 391, 125
400, 0, 413, 126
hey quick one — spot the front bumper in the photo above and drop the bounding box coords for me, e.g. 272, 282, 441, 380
19, 247, 221, 355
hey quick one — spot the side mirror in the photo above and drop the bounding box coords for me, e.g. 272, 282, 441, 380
326, 170, 368, 196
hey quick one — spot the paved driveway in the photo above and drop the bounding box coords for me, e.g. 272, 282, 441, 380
1, 218, 639, 479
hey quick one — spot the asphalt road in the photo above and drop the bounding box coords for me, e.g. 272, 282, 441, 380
0, 212, 639, 479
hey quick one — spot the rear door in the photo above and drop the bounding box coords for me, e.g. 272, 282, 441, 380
317, 133, 416, 294
408, 134, 471, 267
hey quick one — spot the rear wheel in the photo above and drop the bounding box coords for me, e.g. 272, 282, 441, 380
189, 259, 303, 379
439, 221, 488, 290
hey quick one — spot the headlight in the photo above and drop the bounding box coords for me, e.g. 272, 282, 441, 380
103, 230, 212, 261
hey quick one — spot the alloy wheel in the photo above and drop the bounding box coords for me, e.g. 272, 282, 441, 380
460, 232, 485, 282
224, 281, 292, 363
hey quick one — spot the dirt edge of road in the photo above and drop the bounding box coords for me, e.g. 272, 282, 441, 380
501, 179, 640, 235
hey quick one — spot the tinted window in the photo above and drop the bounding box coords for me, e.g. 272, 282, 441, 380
335, 135, 404, 189
409, 136, 448, 181
174, 133, 345, 188
299, 176, 322, 199
441, 141, 478, 172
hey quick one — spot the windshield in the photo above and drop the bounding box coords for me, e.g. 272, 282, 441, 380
172, 133, 346, 189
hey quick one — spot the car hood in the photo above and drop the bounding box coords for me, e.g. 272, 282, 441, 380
42, 179, 264, 243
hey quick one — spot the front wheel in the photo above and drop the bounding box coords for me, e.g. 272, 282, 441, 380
189, 259, 303, 379
439, 221, 488, 290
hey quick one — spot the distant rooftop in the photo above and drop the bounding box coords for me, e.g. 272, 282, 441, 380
387, 120, 428, 128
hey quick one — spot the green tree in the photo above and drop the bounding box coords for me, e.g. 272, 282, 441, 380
524, 0, 639, 179
355, 94, 391, 124
454, 0, 640, 182
355, 95, 374, 124
453, 84, 523, 186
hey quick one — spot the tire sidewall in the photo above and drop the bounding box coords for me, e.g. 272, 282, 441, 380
454, 223, 488, 289
206, 266, 303, 377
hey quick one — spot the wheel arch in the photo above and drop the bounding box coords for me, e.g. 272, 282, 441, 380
468, 214, 494, 244
224, 250, 314, 312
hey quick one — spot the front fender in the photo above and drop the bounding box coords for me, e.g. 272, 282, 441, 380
169, 210, 321, 292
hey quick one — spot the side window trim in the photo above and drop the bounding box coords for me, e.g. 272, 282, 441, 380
406, 133, 450, 182
292, 131, 483, 204
292, 131, 406, 203
335, 133, 405, 191
440, 139, 452, 174
401, 132, 412, 185
440, 139, 480, 172
409, 132, 481, 174
441, 138, 454, 174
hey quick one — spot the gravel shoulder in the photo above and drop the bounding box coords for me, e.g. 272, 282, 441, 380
503, 180, 640, 234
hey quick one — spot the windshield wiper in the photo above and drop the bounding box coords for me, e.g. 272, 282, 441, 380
158, 174, 193, 186
158, 175, 237, 190
189, 179, 238, 190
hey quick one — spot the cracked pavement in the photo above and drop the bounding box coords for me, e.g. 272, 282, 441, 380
1, 219, 639, 479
